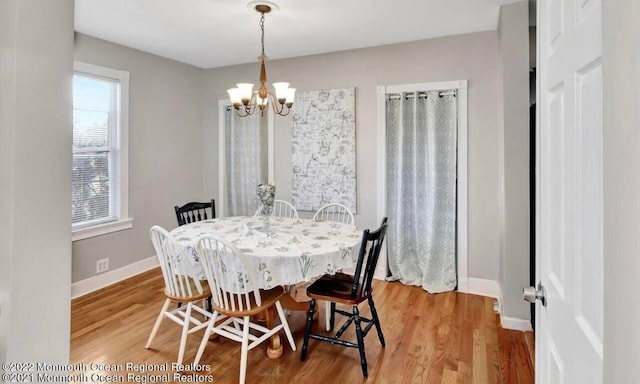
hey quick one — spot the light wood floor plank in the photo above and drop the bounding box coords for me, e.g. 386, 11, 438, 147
70, 268, 534, 384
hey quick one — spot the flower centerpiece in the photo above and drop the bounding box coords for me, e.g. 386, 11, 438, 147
256, 183, 276, 216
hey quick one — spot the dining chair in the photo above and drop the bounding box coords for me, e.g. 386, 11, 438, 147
175, 199, 216, 226
174, 200, 216, 312
313, 203, 356, 330
146, 226, 211, 365
194, 234, 296, 384
300, 217, 388, 378
254, 199, 299, 219
312, 203, 355, 225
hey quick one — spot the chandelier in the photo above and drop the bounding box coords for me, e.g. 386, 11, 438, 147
227, 2, 295, 117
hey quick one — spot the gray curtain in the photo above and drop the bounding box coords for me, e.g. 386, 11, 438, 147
225, 108, 267, 216
386, 90, 457, 293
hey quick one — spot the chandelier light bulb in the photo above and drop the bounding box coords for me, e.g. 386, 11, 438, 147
285, 88, 296, 106
272, 82, 290, 103
227, 88, 243, 106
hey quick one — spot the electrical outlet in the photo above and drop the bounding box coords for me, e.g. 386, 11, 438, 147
96, 258, 109, 274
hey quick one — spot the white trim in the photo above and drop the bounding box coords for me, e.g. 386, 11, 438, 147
501, 316, 533, 331
466, 277, 532, 331
384, 80, 469, 94
376, 80, 468, 286
267, 107, 275, 183
218, 100, 228, 217
467, 277, 503, 301
457, 277, 469, 293
457, 82, 469, 284
375, 86, 388, 280
72, 61, 131, 239
70, 255, 159, 299
71, 218, 133, 242
217, 101, 275, 217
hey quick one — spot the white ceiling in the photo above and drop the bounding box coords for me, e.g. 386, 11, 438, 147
75, 0, 523, 69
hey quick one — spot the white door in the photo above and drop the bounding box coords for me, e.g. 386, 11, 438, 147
536, 0, 603, 383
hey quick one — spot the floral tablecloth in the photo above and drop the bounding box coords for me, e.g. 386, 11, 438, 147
169, 216, 362, 289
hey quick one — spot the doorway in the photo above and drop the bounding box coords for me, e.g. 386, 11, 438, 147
376, 81, 468, 289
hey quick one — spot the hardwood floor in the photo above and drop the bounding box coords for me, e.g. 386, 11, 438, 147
70, 268, 534, 383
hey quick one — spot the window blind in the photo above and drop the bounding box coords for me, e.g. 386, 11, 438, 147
72, 74, 120, 228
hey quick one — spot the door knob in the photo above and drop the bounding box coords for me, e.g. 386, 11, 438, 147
523, 282, 547, 307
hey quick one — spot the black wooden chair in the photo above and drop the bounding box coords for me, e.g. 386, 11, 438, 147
174, 199, 216, 312
300, 217, 388, 378
174, 199, 216, 227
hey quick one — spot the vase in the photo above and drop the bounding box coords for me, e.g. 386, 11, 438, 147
256, 183, 276, 216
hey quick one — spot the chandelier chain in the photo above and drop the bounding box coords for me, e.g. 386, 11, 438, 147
260, 13, 265, 57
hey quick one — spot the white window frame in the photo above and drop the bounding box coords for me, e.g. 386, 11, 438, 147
72, 61, 132, 241
217, 100, 275, 217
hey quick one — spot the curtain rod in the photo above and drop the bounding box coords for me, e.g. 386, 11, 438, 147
387, 90, 457, 100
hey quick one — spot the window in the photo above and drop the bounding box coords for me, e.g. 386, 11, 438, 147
72, 62, 131, 241
217, 101, 274, 217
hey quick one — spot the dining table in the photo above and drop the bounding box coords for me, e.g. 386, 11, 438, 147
169, 215, 363, 358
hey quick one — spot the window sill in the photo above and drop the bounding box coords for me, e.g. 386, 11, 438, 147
72, 218, 134, 242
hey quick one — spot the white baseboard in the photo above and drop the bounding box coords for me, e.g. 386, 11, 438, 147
501, 316, 533, 331
457, 277, 469, 293
461, 277, 532, 331
71, 256, 159, 299
465, 277, 503, 300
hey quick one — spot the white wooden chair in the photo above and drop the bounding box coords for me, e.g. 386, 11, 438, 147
312, 203, 355, 225
313, 203, 356, 330
254, 199, 299, 218
194, 234, 296, 384
146, 226, 211, 365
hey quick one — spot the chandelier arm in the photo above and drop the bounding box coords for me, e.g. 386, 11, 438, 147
278, 107, 291, 117
269, 94, 284, 114
237, 93, 258, 117
234, 107, 251, 117
268, 94, 293, 116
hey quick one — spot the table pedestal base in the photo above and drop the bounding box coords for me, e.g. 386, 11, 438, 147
256, 292, 318, 360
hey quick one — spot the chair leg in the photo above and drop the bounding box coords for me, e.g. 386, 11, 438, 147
325, 302, 331, 331
146, 298, 171, 349
330, 302, 336, 331
206, 295, 212, 313
368, 296, 386, 347
275, 301, 296, 351
353, 305, 368, 378
239, 316, 251, 384
324, 301, 336, 331
194, 311, 218, 365
300, 299, 316, 361
177, 302, 193, 366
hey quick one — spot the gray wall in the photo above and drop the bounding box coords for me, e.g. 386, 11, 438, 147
203, 32, 502, 281
497, 2, 531, 319
0, 0, 73, 362
603, 0, 640, 382
72, 34, 205, 282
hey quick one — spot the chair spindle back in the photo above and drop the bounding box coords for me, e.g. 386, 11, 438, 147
196, 234, 261, 313
150, 225, 203, 298
350, 217, 388, 298
175, 200, 216, 226
313, 203, 355, 225
255, 200, 299, 219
